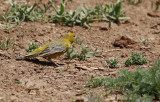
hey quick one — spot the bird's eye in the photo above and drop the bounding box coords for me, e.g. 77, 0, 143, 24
73, 36, 75, 37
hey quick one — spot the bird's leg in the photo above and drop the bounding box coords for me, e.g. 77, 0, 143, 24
45, 57, 60, 67
46, 57, 52, 62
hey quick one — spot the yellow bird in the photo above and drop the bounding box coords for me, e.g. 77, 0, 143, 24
17, 33, 76, 61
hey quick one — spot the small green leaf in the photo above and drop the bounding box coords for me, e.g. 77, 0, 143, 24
86, 52, 94, 58
8, 0, 14, 6
60, 0, 65, 15
26, 43, 39, 52
81, 43, 88, 54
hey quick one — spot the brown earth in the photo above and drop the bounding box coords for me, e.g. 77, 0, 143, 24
0, 0, 160, 102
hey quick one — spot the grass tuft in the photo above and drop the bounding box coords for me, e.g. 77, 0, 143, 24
0, 38, 13, 50
26, 43, 39, 52
0, 0, 49, 25
125, 53, 147, 67
108, 58, 119, 68
87, 60, 160, 101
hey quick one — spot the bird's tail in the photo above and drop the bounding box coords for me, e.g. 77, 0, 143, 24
16, 53, 38, 60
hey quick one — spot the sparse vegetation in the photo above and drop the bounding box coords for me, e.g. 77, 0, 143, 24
26, 43, 39, 52
108, 58, 119, 68
66, 43, 101, 61
125, 53, 147, 67
87, 60, 160, 101
0, 38, 13, 50
50, 0, 129, 28
0, 0, 128, 27
0, 0, 49, 25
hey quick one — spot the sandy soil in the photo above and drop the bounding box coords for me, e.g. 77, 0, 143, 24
0, 0, 160, 102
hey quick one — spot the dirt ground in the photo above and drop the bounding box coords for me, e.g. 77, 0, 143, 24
0, 0, 160, 102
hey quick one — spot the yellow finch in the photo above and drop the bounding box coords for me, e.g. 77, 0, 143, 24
17, 33, 76, 60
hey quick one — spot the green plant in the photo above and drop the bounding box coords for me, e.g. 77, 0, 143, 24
50, 0, 96, 28
50, 0, 129, 28
154, 1, 160, 10
125, 53, 147, 67
0, 0, 49, 25
151, 1, 160, 10
156, 1, 160, 10
140, 37, 148, 45
67, 0, 72, 2
103, 0, 129, 24
108, 58, 119, 68
127, 0, 142, 5
66, 45, 79, 59
87, 60, 160, 101
0, 23, 13, 30
66, 44, 101, 61
15, 79, 22, 84
0, 38, 13, 50
26, 43, 39, 52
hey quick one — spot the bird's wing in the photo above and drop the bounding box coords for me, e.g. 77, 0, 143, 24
23, 42, 51, 58
38, 44, 66, 57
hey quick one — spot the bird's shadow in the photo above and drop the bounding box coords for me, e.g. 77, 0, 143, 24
17, 58, 56, 66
